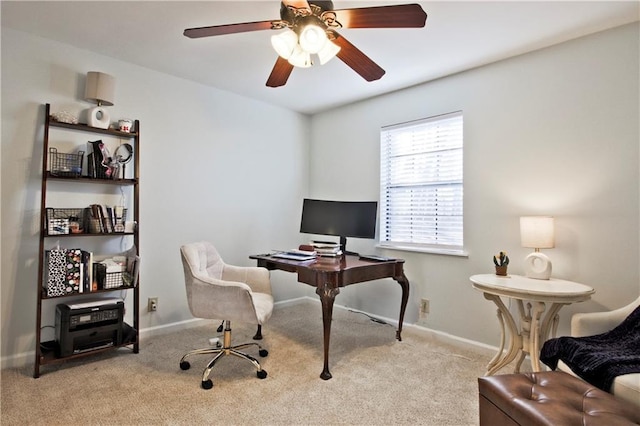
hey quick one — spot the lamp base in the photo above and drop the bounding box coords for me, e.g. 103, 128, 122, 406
524, 252, 552, 280
87, 106, 110, 129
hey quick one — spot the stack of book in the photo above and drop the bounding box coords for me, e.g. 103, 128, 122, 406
311, 241, 342, 257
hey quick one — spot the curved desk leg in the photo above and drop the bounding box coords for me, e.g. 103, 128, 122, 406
483, 293, 522, 376
394, 272, 410, 341
317, 285, 340, 380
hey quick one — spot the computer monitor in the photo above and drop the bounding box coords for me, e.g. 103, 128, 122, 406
299, 198, 378, 255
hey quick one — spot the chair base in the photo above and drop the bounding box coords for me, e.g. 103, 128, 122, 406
179, 320, 268, 389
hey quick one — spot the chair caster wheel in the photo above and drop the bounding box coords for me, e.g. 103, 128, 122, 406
201, 379, 213, 389
180, 361, 191, 370
257, 369, 267, 379
259, 349, 268, 357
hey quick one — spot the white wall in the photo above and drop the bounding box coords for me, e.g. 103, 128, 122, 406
1, 29, 311, 365
2, 23, 638, 367
308, 23, 640, 345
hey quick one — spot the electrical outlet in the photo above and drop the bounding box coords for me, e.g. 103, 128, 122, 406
147, 297, 158, 312
420, 298, 430, 314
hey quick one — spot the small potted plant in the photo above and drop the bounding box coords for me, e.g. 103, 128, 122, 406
493, 251, 509, 276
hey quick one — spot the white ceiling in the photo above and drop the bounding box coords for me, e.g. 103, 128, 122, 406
2, 1, 638, 115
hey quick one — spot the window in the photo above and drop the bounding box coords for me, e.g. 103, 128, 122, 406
379, 111, 463, 254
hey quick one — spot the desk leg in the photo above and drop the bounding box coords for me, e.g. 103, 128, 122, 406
394, 272, 410, 341
317, 285, 340, 380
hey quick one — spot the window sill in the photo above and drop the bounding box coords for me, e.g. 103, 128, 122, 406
376, 244, 469, 258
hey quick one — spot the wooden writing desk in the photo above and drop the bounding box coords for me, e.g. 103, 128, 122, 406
250, 254, 409, 380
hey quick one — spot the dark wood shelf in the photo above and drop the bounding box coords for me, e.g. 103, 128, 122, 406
35, 103, 141, 378
45, 172, 137, 185
41, 285, 137, 300
48, 118, 138, 138
39, 339, 138, 366
43, 232, 135, 238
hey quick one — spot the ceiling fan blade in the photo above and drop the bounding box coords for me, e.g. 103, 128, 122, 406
184, 20, 276, 38
266, 56, 295, 87
331, 32, 385, 82
332, 4, 427, 29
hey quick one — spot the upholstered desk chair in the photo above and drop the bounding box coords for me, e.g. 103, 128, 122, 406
179, 241, 274, 389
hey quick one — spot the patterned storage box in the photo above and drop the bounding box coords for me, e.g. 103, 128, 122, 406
45, 248, 84, 297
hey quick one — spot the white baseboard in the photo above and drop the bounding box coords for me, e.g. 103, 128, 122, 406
1, 296, 497, 369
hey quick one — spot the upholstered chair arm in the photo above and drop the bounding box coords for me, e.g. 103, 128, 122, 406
221, 264, 271, 295
571, 296, 640, 337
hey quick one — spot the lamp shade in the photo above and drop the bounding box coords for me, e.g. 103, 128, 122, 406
520, 216, 555, 249
84, 71, 115, 106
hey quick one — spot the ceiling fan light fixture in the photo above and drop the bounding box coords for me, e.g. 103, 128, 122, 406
298, 23, 327, 54
271, 29, 298, 59
317, 39, 340, 65
288, 45, 312, 68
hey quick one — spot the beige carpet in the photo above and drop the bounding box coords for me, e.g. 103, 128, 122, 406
2, 301, 496, 425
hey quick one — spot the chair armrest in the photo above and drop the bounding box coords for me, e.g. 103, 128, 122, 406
221, 264, 271, 295
192, 272, 252, 293
571, 296, 640, 337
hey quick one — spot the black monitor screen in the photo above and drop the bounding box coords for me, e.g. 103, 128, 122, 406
300, 199, 378, 241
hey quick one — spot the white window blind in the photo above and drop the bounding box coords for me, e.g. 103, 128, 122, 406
380, 111, 463, 252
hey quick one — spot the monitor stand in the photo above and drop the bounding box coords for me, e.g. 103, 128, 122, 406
340, 236, 359, 257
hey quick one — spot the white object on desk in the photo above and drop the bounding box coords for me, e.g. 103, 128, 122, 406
470, 273, 594, 375
271, 249, 316, 261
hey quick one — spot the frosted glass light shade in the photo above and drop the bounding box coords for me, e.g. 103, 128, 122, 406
271, 29, 298, 59
288, 46, 312, 68
317, 40, 341, 65
520, 216, 555, 249
84, 71, 115, 106
298, 24, 327, 54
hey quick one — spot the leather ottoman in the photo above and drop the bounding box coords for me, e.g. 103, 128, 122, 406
478, 371, 640, 426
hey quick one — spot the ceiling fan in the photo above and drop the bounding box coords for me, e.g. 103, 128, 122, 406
183, 1, 427, 87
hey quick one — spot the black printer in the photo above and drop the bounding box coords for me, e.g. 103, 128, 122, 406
55, 298, 124, 357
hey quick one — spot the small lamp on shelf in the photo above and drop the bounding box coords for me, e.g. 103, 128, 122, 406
84, 71, 115, 129
520, 216, 555, 280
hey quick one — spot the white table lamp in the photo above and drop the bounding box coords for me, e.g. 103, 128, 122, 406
520, 216, 555, 280
84, 71, 115, 129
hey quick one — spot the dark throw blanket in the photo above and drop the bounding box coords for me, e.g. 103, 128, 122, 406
540, 305, 640, 392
